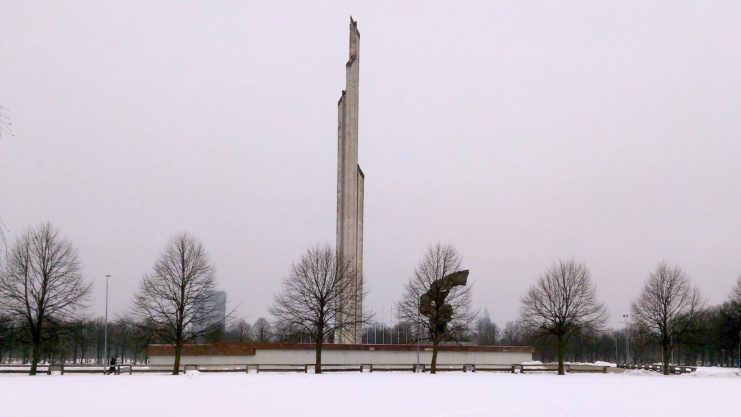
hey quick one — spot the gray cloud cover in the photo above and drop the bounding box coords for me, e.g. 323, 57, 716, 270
1, 1, 739, 327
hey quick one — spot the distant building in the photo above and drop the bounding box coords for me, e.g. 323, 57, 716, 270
193, 290, 226, 335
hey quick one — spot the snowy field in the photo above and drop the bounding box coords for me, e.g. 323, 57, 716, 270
1, 368, 739, 417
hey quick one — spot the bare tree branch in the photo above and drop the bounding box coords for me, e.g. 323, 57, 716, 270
270, 244, 368, 373
0, 222, 91, 375
0, 106, 13, 139
519, 260, 607, 375
631, 262, 703, 375
130, 232, 223, 375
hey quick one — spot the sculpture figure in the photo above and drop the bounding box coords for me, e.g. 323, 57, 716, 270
419, 270, 469, 334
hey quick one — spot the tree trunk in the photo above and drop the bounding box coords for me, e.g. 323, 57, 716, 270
431, 338, 440, 374
30, 337, 41, 376
662, 340, 671, 375
315, 338, 323, 374
173, 343, 182, 375
29, 325, 43, 376
557, 336, 566, 376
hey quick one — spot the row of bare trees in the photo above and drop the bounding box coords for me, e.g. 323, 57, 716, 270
0, 223, 227, 375
1, 223, 738, 376
267, 252, 736, 376
518, 260, 717, 375
268, 243, 475, 373
497, 283, 739, 370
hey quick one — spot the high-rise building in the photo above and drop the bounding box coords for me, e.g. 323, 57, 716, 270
193, 290, 226, 335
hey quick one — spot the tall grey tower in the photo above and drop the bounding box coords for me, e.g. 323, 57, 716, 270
336, 17, 364, 344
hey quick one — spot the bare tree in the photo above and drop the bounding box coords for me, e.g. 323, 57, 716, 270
520, 260, 607, 375
0, 222, 91, 375
225, 318, 253, 343
0, 220, 7, 263
631, 262, 703, 375
397, 243, 474, 374
0, 106, 12, 139
0, 106, 12, 266
131, 232, 221, 375
253, 317, 272, 343
270, 244, 367, 373
501, 321, 525, 346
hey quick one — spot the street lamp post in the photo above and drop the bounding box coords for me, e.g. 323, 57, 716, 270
104, 274, 110, 365
416, 298, 421, 371
621, 314, 630, 364
614, 329, 618, 363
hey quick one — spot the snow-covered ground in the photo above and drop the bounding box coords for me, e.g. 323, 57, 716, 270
1, 369, 738, 417
677, 366, 740, 378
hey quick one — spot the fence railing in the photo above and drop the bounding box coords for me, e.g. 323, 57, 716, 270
0, 363, 138, 375
617, 363, 696, 374
0, 362, 613, 375
147, 362, 613, 374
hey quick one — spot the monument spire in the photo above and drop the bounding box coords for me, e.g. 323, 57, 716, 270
336, 18, 364, 344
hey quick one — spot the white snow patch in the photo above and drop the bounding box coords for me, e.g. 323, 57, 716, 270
562, 361, 617, 367
686, 367, 741, 378
1, 372, 740, 417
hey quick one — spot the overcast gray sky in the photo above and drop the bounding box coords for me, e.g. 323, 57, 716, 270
2, 1, 740, 328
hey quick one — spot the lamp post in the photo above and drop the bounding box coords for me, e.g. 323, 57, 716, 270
614, 329, 618, 363
621, 314, 630, 364
416, 298, 421, 371
104, 274, 110, 365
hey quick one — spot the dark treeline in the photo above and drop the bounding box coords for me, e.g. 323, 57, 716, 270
0, 316, 154, 365
1, 298, 739, 367
0, 315, 267, 365
496, 306, 740, 367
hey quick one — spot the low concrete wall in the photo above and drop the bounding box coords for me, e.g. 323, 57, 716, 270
148, 343, 532, 366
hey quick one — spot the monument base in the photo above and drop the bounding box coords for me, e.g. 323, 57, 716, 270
148, 342, 534, 368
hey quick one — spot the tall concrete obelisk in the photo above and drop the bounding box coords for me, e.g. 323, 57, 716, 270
336, 17, 364, 344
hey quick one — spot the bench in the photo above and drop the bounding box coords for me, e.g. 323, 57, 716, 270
255, 364, 308, 373
47, 364, 64, 375
473, 365, 520, 373
368, 364, 417, 372
319, 364, 364, 373
426, 364, 475, 372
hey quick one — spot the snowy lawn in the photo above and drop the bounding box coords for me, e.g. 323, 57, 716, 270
1, 369, 739, 417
